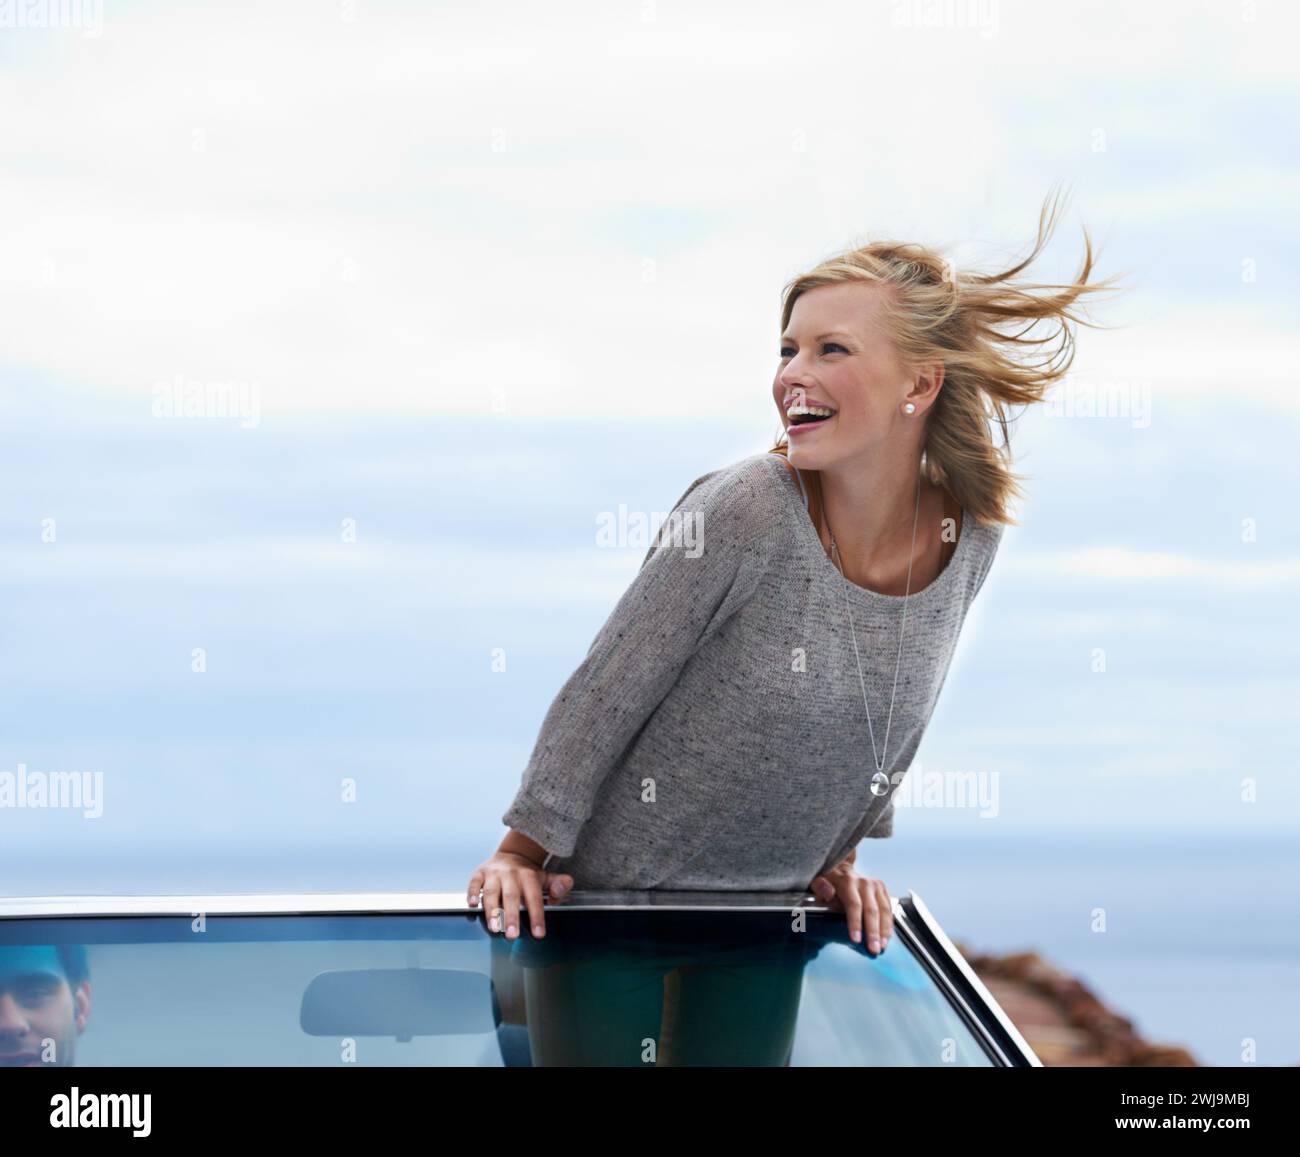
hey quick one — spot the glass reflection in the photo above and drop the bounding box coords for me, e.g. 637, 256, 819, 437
0, 945, 92, 1067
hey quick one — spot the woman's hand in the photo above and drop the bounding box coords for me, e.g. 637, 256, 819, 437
807, 848, 892, 955
468, 851, 574, 941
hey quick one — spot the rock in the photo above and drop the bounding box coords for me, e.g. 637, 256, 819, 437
963, 945, 1200, 1066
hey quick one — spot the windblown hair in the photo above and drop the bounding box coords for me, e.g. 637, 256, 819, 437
770, 183, 1124, 528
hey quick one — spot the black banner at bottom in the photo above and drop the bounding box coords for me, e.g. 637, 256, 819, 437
3, 1063, 1292, 1141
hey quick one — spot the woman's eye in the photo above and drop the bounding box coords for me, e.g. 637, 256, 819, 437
779, 343, 846, 358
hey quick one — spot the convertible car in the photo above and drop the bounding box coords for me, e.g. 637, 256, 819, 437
0, 887, 1040, 1067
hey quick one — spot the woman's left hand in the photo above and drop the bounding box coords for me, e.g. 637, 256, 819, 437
807, 848, 892, 955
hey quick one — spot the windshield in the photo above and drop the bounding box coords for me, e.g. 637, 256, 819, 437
0, 907, 996, 1066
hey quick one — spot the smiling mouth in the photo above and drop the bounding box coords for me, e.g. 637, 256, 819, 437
789, 414, 833, 427
786, 404, 837, 427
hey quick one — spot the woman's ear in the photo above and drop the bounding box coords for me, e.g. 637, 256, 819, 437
906, 359, 945, 412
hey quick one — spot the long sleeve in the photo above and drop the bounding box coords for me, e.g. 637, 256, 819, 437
971, 521, 1005, 601
862, 796, 894, 839
818, 797, 894, 880
502, 467, 774, 858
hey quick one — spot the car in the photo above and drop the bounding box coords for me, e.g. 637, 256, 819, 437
0, 887, 1041, 1067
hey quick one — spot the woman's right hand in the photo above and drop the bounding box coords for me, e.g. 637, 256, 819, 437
467, 851, 573, 940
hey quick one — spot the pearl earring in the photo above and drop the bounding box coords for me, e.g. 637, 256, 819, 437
902, 402, 916, 415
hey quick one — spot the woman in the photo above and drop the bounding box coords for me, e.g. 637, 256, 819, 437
468, 188, 1118, 1065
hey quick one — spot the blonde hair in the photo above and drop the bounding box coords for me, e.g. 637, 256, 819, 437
770, 184, 1125, 529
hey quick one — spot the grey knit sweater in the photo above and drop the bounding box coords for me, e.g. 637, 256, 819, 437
502, 450, 1003, 891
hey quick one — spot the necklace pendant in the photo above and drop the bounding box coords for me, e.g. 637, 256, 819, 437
870, 770, 891, 797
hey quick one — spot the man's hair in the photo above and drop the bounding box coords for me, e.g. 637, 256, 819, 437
56, 945, 90, 988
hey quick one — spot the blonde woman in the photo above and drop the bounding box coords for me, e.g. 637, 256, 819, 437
468, 187, 1119, 1065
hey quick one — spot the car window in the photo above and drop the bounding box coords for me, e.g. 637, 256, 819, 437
0, 908, 996, 1066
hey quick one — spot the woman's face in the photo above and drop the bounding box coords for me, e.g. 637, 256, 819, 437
771, 281, 915, 469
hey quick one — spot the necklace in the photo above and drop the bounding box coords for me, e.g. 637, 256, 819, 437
825, 471, 923, 785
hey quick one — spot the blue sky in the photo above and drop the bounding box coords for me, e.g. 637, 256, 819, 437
2, 0, 1298, 898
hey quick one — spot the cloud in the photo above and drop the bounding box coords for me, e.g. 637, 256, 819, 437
1, 0, 1295, 423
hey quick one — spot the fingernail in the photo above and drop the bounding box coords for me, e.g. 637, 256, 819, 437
870, 938, 880, 952
850, 929, 861, 942
533, 924, 544, 937
507, 924, 517, 937
489, 916, 499, 933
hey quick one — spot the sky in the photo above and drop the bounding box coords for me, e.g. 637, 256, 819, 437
2, 0, 1299, 916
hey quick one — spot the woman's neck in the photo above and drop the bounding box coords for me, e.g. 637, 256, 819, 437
813, 457, 951, 595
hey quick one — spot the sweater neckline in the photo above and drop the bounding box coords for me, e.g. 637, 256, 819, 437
763, 452, 972, 606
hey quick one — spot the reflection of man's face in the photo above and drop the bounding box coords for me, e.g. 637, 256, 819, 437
0, 947, 91, 1067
